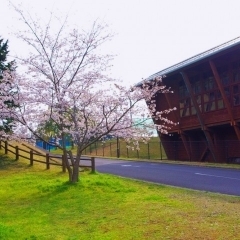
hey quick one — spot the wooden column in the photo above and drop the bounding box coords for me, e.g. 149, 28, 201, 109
209, 60, 240, 140
180, 71, 217, 162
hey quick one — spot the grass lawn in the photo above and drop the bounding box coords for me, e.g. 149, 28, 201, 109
1, 152, 240, 240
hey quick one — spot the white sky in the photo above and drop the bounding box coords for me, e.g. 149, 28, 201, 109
1, 0, 240, 86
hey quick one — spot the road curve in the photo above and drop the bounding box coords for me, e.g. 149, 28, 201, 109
95, 158, 240, 196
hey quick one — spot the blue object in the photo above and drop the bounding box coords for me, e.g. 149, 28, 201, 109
36, 137, 72, 151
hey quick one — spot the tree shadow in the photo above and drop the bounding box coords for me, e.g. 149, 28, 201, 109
0, 154, 16, 169
0, 154, 28, 170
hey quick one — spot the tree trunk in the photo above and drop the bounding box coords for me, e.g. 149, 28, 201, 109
62, 139, 82, 183
65, 150, 80, 183
61, 133, 75, 183
71, 160, 80, 183
63, 148, 73, 182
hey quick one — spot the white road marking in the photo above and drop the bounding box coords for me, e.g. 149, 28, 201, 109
195, 173, 240, 181
121, 164, 140, 168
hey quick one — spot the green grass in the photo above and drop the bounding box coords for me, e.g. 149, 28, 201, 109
1, 152, 240, 239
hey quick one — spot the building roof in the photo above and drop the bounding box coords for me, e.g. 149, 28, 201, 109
142, 36, 240, 83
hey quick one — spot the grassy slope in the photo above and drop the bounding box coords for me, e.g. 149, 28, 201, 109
51, 137, 167, 160
1, 151, 240, 240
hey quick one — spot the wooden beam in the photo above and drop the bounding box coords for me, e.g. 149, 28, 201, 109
180, 71, 217, 162
160, 80, 192, 160
180, 132, 192, 160
200, 145, 209, 162
209, 60, 240, 140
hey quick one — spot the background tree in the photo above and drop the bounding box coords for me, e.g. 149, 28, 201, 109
36, 119, 60, 141
0, 38, 17, 137
10, 6, 176, 183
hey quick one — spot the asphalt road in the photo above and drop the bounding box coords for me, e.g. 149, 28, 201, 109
95, 158, 240, 196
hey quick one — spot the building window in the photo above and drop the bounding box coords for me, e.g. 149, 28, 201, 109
179, 82, 191, 117
191, 95, 202, 114
178, 68, 230, 117
204, 92, 216, 112
202, 72, 219, 112
179, 83, 189, 98
233, 84, 240, 106
203, 72, 215, 91
218, 66, 230, 86
232, 60, 240, 83
216, 90, 224, 109
220, 72, 229, 86
191, 75, 201, 94
180, 98, 190, 117
233, 95, 240, 106
224, 87, 230, 103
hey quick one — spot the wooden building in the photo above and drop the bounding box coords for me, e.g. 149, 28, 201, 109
145, 37, 240, 163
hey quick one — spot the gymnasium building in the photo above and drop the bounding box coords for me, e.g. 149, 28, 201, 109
145, 37, 240, 163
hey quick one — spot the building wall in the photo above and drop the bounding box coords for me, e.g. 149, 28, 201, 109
154, 46, 240, 163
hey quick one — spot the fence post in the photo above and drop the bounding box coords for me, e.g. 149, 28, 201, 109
189, 140, 192, 161
91, 157, 95, 173
160, 142, 162, 160
46, 153, 50, 169
174, 142, 177, 160
117, 137, 120, 158
110, 143, 112, 157
225, 140, 228, 163
148, 143, 150, 159
15, 146, 19, 160
4, 141, 8, 154
30, 150, 33, 166
62, 154, 66, 172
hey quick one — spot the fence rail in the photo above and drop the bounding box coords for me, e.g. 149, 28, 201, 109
0, 141, 95, 172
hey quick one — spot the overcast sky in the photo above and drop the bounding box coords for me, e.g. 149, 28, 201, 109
1, 0, 240, 86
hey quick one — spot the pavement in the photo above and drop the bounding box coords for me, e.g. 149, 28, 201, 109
95, 158, 240, 196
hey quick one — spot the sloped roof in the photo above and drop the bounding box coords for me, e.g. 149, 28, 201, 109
143, 36, 240, 83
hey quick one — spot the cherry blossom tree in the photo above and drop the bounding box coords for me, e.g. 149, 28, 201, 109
9, 6, 176, 183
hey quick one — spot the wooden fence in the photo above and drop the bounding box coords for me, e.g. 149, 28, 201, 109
0, 141, 95, 173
